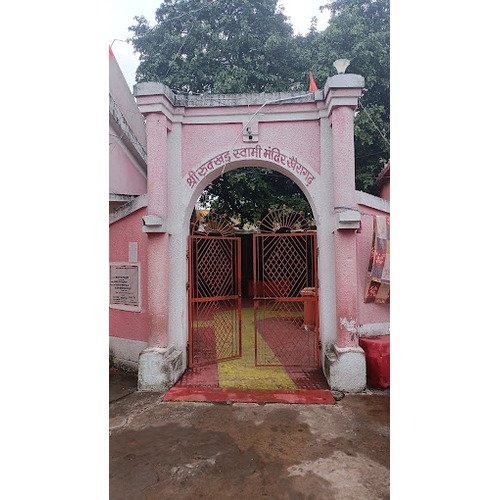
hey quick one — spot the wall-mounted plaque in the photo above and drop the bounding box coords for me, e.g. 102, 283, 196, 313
109, 263, 141, 311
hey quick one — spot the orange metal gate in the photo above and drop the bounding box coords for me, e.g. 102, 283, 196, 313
188, 235, 242, 367
253, 232, 319, 367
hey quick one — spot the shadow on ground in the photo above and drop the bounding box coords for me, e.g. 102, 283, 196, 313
110, 368, 137, 403
110, 370, 389, 499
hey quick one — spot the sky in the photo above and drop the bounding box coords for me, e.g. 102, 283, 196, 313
110, 0, 331, 90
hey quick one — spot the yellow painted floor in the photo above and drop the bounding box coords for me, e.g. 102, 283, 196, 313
182, 304, 326, 390
217, 307, 297, 390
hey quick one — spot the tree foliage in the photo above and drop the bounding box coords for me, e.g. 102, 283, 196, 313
130, 0, 389, 221
317, 0, 390, 191
130, 0, 310, 93
198, 168, 312, 226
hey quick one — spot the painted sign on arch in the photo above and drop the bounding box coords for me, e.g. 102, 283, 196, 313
185, 145, 316, 189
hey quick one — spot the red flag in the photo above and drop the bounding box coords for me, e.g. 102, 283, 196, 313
309, 71, 318, 91
109, 46, 114, 60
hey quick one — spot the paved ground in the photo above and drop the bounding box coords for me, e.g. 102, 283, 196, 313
110, 370, 389, 499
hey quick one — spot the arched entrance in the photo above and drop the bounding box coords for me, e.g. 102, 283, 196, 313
176, 156, 333, 358
183, 176, 327, 391
134, 76, 371, 394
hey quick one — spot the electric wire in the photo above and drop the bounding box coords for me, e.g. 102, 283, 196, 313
358, 101, 390, 148
110, 0, 219, 49
220, 92, 315, 177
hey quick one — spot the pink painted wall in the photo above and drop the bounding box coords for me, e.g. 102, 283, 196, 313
182, 123, 241, 176
181, 120, 321, 176
380, 182, 390, 201
109, 207, 149, 342
259, 120, 321, 174
109, 130, 147, 195
356, 204, 390, 327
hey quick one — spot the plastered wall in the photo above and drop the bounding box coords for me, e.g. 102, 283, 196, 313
109, 207, 149, 343
356, 204, 390, 329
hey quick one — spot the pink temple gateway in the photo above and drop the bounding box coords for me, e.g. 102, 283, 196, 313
109, 52, 390, 393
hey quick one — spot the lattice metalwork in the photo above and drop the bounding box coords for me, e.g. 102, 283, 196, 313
257, 207, 312, 234
254, 232, 319, 367
254, 233, 316, 298
255, 300, 318, 367
188, 236, 241, 367
191, 212, 236, 236
191, 299, 240, 366
193, 238, 235, 298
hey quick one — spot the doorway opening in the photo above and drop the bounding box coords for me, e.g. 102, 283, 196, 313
178, 168, 328, 391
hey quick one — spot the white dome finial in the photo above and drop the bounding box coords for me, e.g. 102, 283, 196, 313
333, 59, 350, 74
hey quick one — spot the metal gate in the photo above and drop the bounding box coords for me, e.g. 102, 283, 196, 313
188, 235, 242, 367
253, 232, 319, 367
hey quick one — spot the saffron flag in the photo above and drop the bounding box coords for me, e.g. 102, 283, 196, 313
309, 72, 318, 91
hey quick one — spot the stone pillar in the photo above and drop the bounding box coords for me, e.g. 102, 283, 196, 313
135, 105, 182, 390
331, 104, 359, 349
144, 112, 169, 348
324, 74, 367, 392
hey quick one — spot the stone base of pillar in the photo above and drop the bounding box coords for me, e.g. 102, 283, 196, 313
138, 346, 184, 391
324, 345, 366, 393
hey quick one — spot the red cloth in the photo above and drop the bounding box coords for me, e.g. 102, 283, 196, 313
364, 216, 390, 304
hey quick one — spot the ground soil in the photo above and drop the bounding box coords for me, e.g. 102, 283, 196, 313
109, 370, 389, 499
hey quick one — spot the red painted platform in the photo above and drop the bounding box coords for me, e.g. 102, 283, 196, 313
163, 387, 335, 404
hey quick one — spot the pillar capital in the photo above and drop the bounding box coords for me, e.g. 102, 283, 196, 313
324, 74, 365, 116
144, 110, 170, 131
134, 82, 175, 128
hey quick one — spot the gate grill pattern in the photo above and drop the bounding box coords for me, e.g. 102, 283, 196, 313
254, 233, 319, 367
189, 236, 241, 367
196, 238, 233, 298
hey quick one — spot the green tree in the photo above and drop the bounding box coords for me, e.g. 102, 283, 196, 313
129, 0, 389, 215
130, 0, 309, 93
315, 0, 390, 191
198, 168, 313, 226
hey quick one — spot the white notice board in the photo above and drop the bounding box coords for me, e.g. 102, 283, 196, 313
109, 263, 141, 312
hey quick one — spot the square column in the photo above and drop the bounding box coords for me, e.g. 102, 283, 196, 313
135, 107, 183, 390
144, 112, 170, 348
325, 74, 367, 392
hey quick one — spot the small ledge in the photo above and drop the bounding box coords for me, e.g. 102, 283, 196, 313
356, 191, 390, 213
135, 82, 320, 108
109, 194, 148, 225
324, 74, 365, 90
